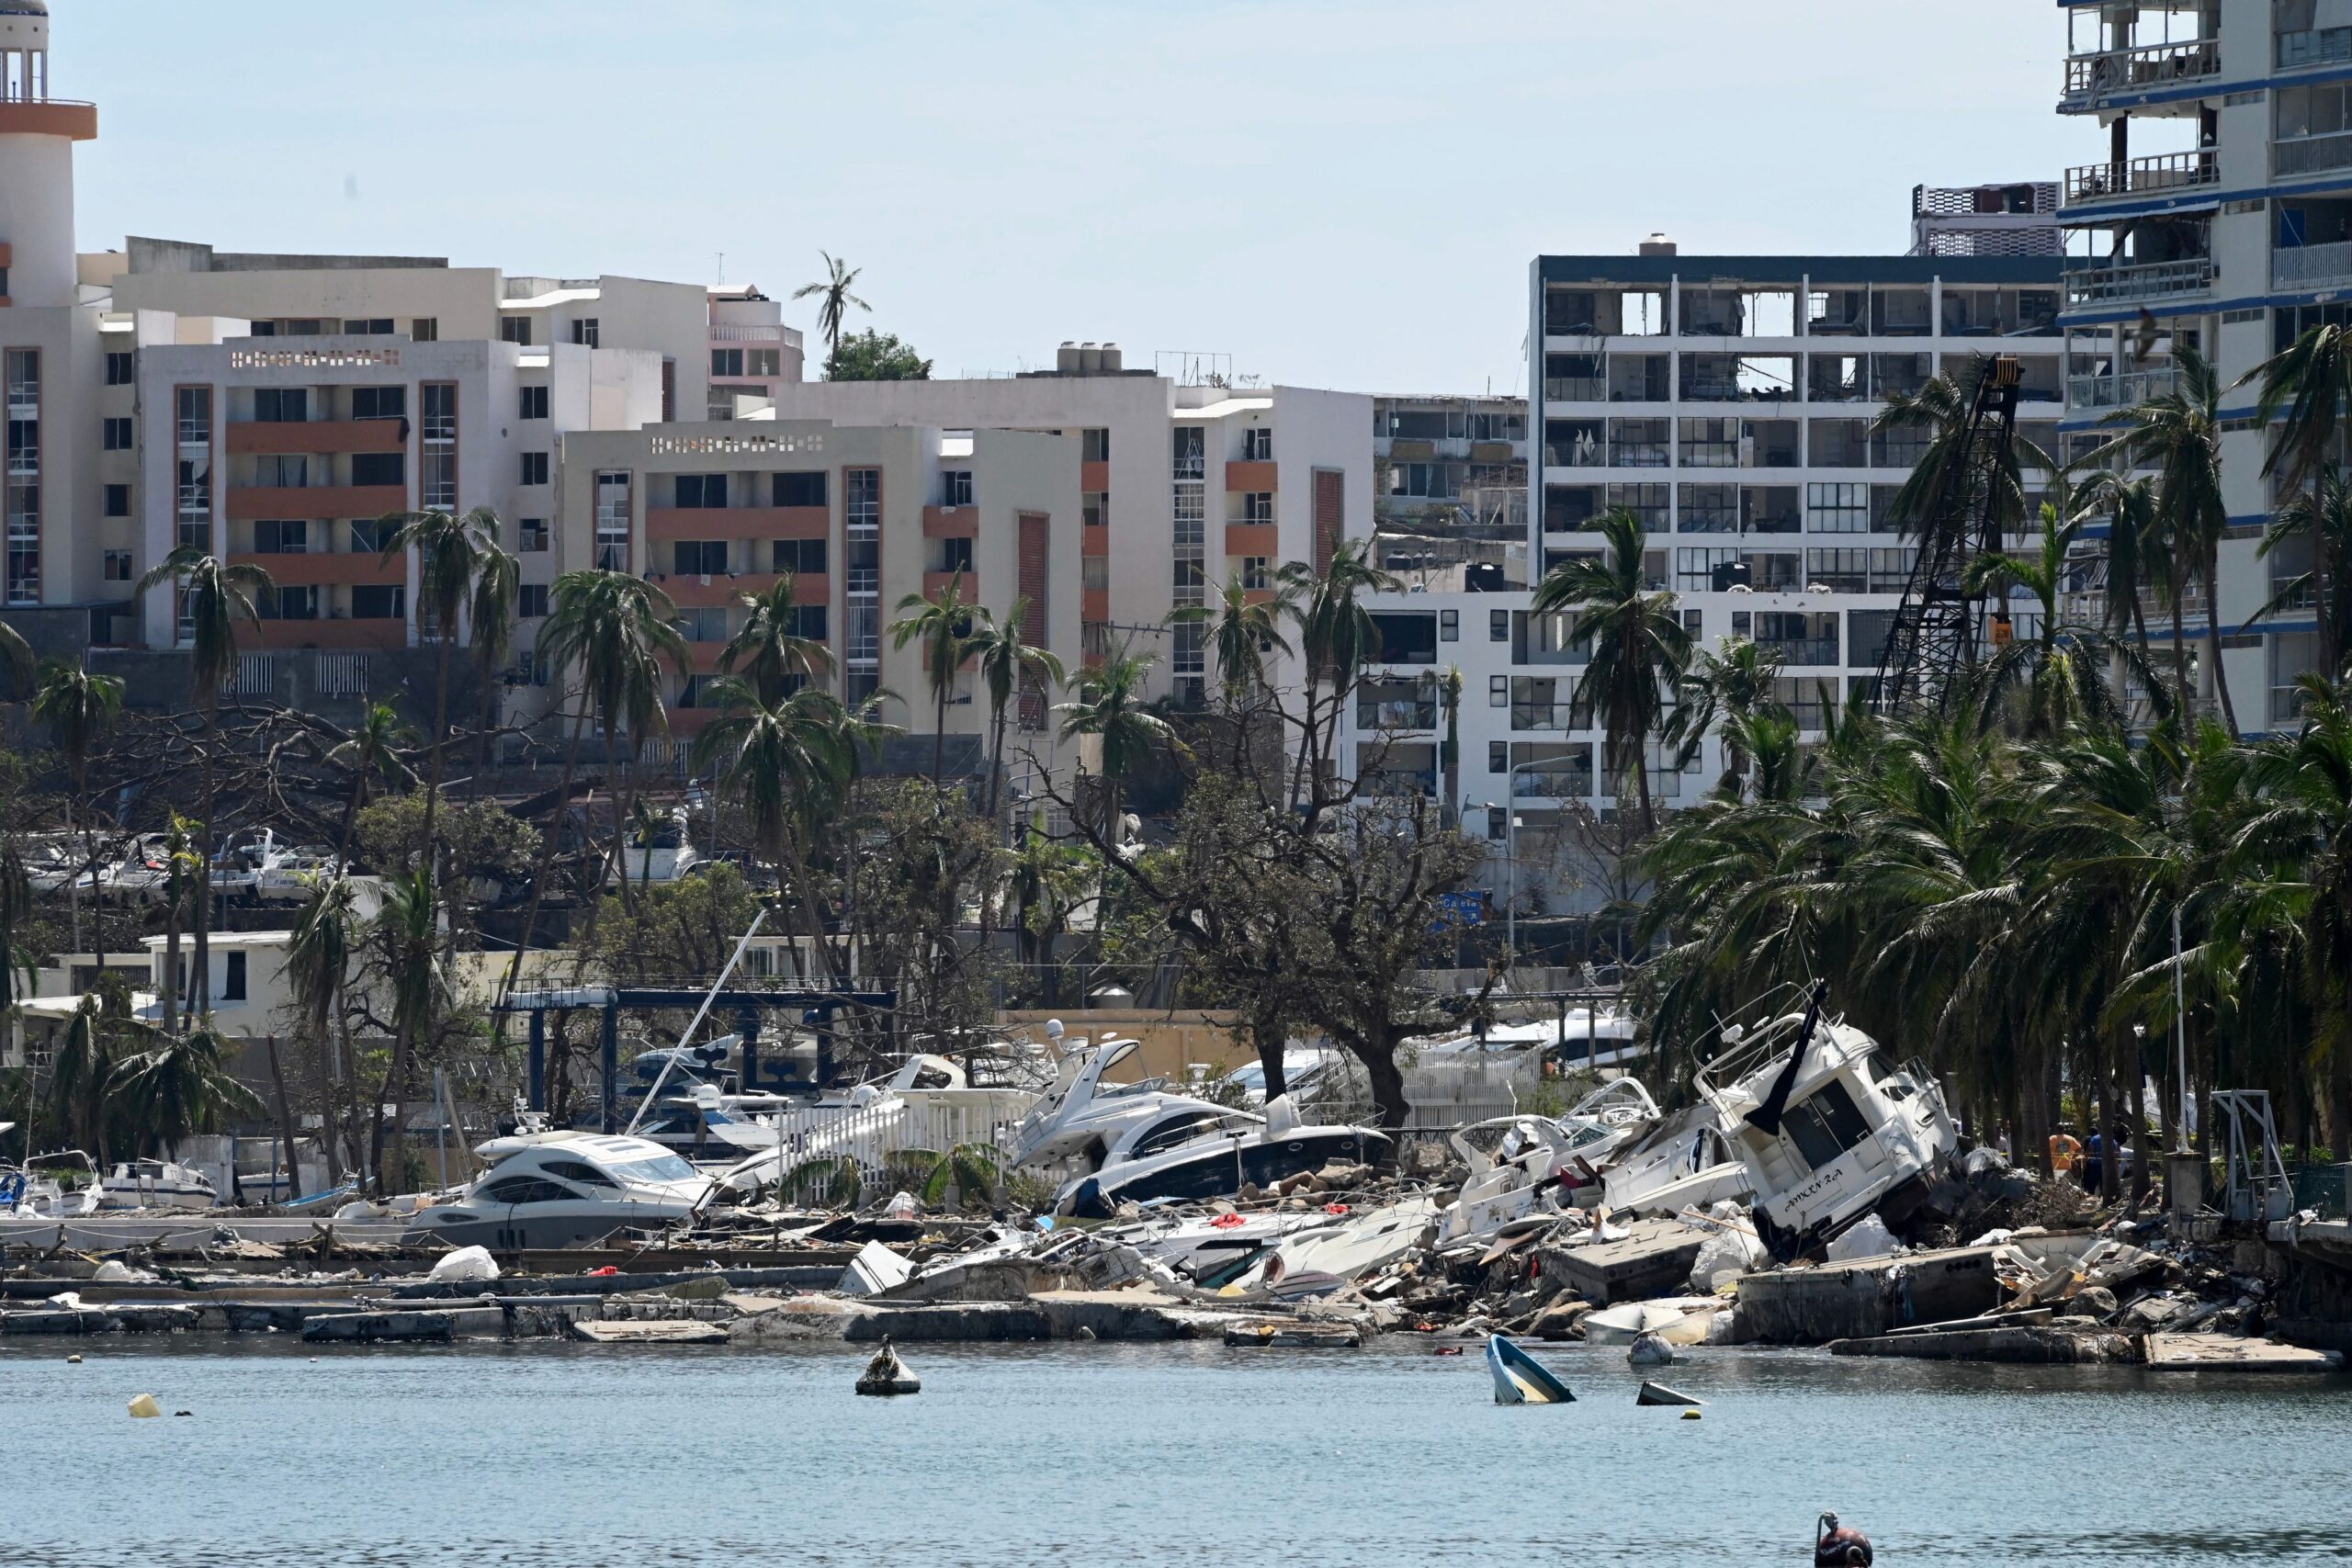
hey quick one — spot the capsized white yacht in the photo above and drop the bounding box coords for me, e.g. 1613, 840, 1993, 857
410, 1134, 713, 1249
1436, 1077, 1662, 1246
1055, 1093, 1388, 1219
1694, 983, 1962, 1261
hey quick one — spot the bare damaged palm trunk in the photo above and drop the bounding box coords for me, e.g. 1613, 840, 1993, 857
265, 1034, 302, 1204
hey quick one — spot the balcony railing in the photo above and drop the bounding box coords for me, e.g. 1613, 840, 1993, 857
2069, 367, 2177, 411
1543, 377, 1604, 402
1510, 701, 1588, 732
1756, 637, 1840, 668
1512, 768, 1592, 799
2274, 239, 2352, 289
1608, 440, 1670, 468
2061, 37, 2221, 110
2275, 130, 2352, 179
1544, 439, 1604, 468
709, 324, 783, 343
2278, 26, 2352, 70
2063, 150, 2219, 207
1357, 699, 1438, 731
2064, 256, 2213, 308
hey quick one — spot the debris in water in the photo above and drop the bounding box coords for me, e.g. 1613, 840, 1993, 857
126, 1393, 161, 1418
1636, 1380, 1703, 1406
1486, 1334, 1574, 1404
1627, 1331, 1678, 1366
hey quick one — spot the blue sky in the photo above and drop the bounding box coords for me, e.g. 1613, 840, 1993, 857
72, 1, 2084, 395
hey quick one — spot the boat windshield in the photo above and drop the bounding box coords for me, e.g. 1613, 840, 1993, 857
605, 1153, 698, 1185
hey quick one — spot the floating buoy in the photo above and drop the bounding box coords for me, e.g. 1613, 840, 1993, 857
1815, 1511, 1871, 1565
854, 1336, 922, 1396
127, 1393, 161, 1418
173, 1410, 193, 1417
1681, 1409, 1702, 1420
65, 1354, 81, 1364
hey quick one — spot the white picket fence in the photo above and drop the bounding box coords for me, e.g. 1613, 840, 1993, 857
754, 1097, 1033, 1179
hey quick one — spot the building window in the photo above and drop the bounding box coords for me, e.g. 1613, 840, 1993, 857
1488, 674, 1508, 708
254, 520, 309, 554
1488, 740, 1509, 773
571, 319, 599, 348
254, 388, 308, 423
1241, 556, 1270, 591
105, 351, 134, 386
845, 468, 880, 530
519, 517, 548, 552
518, 386, 548, 420
594, 470, 631, 570
772, 538, 827, 575
520, 451, 549, 487
1082, 427, 1110, 463
675, 474, 728, 509
1440, 609, 1458, 641
1083, 492, 1107, 530
711, 347, 744, 378
347, 516, 396, 554
104, 484, 129, 518
1241, 491, 1273, 525
174, 385, 211, 555
6, 350, 39, 604
518, 583, 549, 619
941, 469, 973, 506
259, 584, 318, 620
1172, 425, 1205, 479
345, 318, 394, 336
673, 540, 728, 576
351, 584, 406, 619
352, 386, 405, 421
1490, 609, 1509, 642
410, 318, 438, 344
351, 451, 402, 488
102, 416, 132, 450
421, 382, 457, 512
500, 316, 532, 346
104, 549, 131, 581
223, 952, 246, 1003
786, 604, 827, 641
773, 471, 826, 507
1806, 480, 1871, 534
747, 348, 780, 378
1242, 427, 1272, 461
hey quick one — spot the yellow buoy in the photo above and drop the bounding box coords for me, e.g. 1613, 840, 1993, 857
127, 1393, 162, 1418
1681, 1409, 1702, 1421
65, 1354, 82, 1364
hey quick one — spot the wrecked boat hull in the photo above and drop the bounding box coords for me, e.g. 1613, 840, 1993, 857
1487, 1335, 1575, 1404
1059, 1129, 1388, 1218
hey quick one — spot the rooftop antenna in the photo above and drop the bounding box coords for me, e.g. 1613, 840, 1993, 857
716, 251, 725, 286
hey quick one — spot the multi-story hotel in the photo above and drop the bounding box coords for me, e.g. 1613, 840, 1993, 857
758, 350, 1374, 709
2054, 0, 2344, 730
1341, 208, 2066, 910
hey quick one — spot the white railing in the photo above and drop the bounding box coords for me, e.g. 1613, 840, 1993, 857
2064, 256, 2213, 307
2069, 367, 2177, 411
312, 652, 374, 698
710, 324, 784, 344
759, 1099, 1032, 1177
2064, 151, 2219, 206
2274, 240, 2352, 289
2062, 37, 2221, 107
2275, 130, 2352, 179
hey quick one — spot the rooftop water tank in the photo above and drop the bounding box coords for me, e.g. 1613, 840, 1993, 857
1639, 232, 1677, 256
1057, 342, 1080, 374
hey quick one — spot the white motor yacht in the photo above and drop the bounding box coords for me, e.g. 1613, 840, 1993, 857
1435, 1077, 1662, 1247
254, 848, 339, 902
0, 1146, 104, 1218
1004, 1032, 1191, 1172
1597, 1100, 1753, 1217
410, 1134, 713, 1249
1694, 984, 1962, 1260
99, 1157, 219, 1211
1054, 1094, 1389, 1219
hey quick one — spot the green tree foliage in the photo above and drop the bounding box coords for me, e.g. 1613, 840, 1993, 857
825, 330, 933, 382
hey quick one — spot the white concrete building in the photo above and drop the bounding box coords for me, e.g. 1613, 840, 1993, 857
2054, 1, 2344, 730
760, 349, 1374, 708
1342, 220, 2065, 922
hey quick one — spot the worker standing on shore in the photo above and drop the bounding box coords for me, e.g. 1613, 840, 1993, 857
2048, 1125, 2082, 1181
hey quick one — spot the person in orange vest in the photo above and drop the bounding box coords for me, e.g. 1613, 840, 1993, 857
2048, 1124, 2083, 1180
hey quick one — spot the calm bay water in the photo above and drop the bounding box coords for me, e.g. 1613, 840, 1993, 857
3, 1337, 2346, 1565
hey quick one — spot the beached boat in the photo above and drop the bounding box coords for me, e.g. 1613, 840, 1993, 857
1695, 983, 1962, 1261
1487, 1334, 1575, 1404
1055, 1094, 1388, 1219
411, 1134, 712, 1249
98, 1158, 218, 1211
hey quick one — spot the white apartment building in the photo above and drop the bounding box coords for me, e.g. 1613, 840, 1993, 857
760, 347, 1374, 708
1342, 221, 2064, 918
2054, 0, 2345, 729
556, 417, 1081, 770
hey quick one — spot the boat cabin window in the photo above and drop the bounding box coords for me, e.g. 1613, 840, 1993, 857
542, 1159, 619, 1188
908, 1063, 956, 1089
605, 1153, 698, 1184
1783, 1079, 1874, 1172
1132, 1111, 1232, 1158
478, 1176, 580, 1205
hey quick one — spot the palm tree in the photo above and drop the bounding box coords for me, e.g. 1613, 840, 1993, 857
376, 504, 503, 872
368, 867, 445, 1193
1962, 502, 2159, 739
1531, 507, 1691, 831
2256, 468, 2352, 682
468, 536, 522, 773
0, 617, 33, 694
1178, 570, 1295, 707
536, 569, 688, 913
119, 1024, 258, 1158
1437, 664, 1464, 823
45, 994, 116, 1163
1662, 636, 1786, 792
2086, 471, 2165, 704
967, 595, 1066, 819
2249, 321, 2352, 671
1056, 643, 1175, 847
1872, 355, 2042, 552
31, 659, 124, 965
288, 876, 358, 1187
889, 569, 978, 785
135, 545, 270, 1015
1279, 539, 1401, 790
2105, 344, 2239, 733
719, 573, 834, 705
793, 252, 871, 375
327, 701, 417, 862
157, 816, 194, 1035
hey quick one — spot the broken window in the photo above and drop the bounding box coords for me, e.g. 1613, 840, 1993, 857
1679, 354, 1795, 402
1544, 418, 1603, 468
1807, 355, 1869, 402
1609, 418, 1671, 467
1743, 486, 1802, 533
1871, 288, 1933, 336
1678, 417, 1738, 468
1678, 483, 1738, 534
1608, 353, 1670, 402
1806, 288, 1869, 337
1544, 484, 1601, 534
1870, 353, 1934, 400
